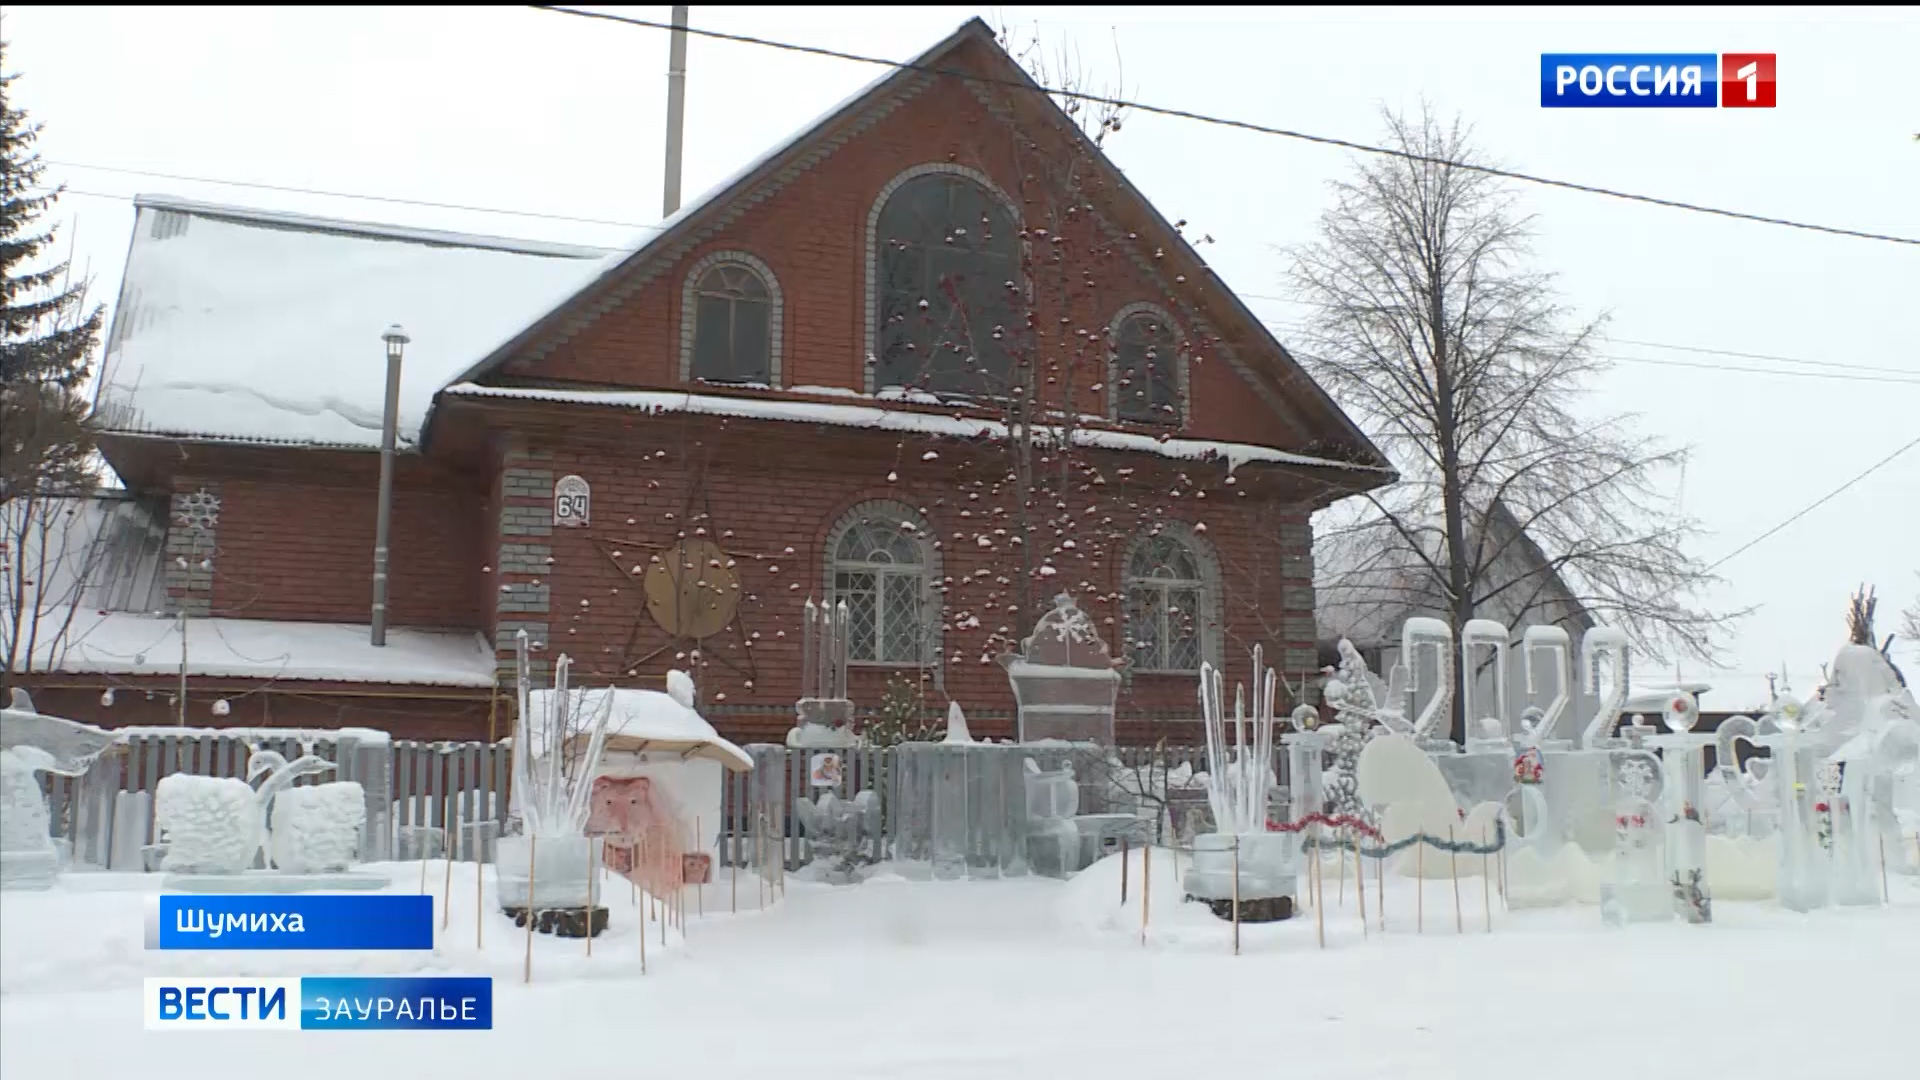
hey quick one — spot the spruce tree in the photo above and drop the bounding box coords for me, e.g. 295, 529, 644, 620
1, 36, 103, 502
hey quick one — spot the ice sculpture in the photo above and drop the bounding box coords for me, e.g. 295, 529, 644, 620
1323, 639, 1409, 733
1461, 619, 1512, 752
1518, 626, 1575, 750
1184, 646, 1299, 921
496, 634, 616, 918
268, 782, 368, 873
1000, 593, 1125, 744
943, 701, 973, 744
1023, 757, 1080, 878
1400, 618, 1453, 743
1600, 749, 1670, 925
794, 789, 882, 883
1578, 628, 1631, 749
1, 690, 117, 890
1356, 732, 1503, 878
788, 598, 858, 750
155, 774, 262, 874
1639, 691, 1713, 923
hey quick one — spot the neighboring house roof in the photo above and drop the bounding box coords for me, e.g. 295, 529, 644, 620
92, 196, 614, 449
426, 17, 1390, 474
1314, 495, 1595, 647
1, 492, 169, 624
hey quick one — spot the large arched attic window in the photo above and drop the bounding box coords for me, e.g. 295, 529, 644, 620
1123, 527, 1220, 674
870, 168, 1020, 398
1110, 304, 1183, 425
826, 502, 937, 665
682, 252, 780, 385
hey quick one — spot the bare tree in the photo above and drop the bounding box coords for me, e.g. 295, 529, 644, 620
1286, 104, 1737, 741
1902, 572, 1920, 644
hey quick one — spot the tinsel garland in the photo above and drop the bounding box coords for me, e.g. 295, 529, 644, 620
1270, 815, 1510, 859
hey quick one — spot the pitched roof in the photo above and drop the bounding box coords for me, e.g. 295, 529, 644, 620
93, 196, 614, 449
424, 18, 1390, 473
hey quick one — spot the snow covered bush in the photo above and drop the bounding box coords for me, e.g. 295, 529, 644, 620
155, 774, 260, 873
268, 782, 366, 873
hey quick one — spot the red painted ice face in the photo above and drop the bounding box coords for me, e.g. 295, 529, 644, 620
587, 776, 660, 838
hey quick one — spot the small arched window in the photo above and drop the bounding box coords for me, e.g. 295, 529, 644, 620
1124, 529, 1218, 673
1111, 306, 1182, 424
871, 168, 1021, 398
827, 504, 935, 665
686, 258, 774, 385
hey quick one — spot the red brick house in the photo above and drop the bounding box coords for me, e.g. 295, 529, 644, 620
14, 19, 1393, 744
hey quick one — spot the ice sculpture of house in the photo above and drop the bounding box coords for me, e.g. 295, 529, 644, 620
1000, 594, 1126, 745
549, 685, 755, 860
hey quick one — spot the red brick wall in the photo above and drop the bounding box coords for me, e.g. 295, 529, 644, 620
169, 453, 486, 631
484, 409, 1319, 743
504, 37, 1309, 455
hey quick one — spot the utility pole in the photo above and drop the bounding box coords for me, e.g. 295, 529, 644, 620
662, 5, 689, 216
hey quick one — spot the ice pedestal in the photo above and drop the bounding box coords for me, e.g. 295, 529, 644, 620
494, 834, 601, 911
1601, 813, 1670, 925
895, 743, 1042, 880
1183, 832, 1298, 921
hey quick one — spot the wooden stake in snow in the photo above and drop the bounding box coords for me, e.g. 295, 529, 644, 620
522, 835, 537, 985
585, 838, 596, 958
1338, 843, 1347, 907
1416, 841, 1425, 933
1354, 835, 1367, 939
1880, 835, 1890, 904
730, 824, 738, 914
1449, 826, 1462, 935
1482, 826, 1493, 932
1313, 835, 1325, 950
1377, 847, 1385, 932
1121, 836, 1130, 905
696, 817, 704, 918
419, 842, 429, 895
1140, 841, 1152, 946
1232, 836, 1241, 957
442, 796, 454, 932
476, 849, 484, 951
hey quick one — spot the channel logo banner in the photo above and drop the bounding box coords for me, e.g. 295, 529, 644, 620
144, 977, 492, 1031
304, 977, 493, 1030
1541, 53, 1718, 108
146, 894, 433, 951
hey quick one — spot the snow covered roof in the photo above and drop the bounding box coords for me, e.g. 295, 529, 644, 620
92, 196, 615, 449
530, 687, 753, 772
442, 383, 1389, 475
10, 608, 496, 687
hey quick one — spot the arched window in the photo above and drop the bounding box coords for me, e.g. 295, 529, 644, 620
870, 167, 1021, 398
827, 503, 936, 665
683, 254, 778, 385
1124, 528, 1218, 673
1111, 304, 1182, 424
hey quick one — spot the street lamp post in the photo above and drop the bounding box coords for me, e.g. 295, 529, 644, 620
372, 325, 408, 647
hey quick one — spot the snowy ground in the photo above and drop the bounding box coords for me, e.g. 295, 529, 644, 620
3, 851, 1916, 1078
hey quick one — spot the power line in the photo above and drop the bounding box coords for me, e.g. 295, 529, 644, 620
45, 161, 658, 232
1704, 435, 1920, 573
48, 183, 1917, 387
530, 5, 1920, 248
1239, 292, 1914, 377
1256, 318, 1920, 386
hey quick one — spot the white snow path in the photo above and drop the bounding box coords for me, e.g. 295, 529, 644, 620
3, 852, 1914, 1078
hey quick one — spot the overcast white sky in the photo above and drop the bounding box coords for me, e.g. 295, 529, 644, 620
6, 5, 1916, 707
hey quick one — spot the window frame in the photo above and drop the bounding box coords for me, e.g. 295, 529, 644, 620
679, 250, 783, 387
823, 501, 941, 668
1107, 302, 1187, 427
1122, 525, 1222, 675
864, 163, 1026, 399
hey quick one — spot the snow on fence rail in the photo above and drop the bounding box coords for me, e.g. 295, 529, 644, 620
40, 738, 1285, 873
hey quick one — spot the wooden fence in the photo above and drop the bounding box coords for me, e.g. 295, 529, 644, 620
42, 736, 1284, 873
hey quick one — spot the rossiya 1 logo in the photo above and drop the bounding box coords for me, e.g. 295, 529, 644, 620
1540, 54, 1775, 108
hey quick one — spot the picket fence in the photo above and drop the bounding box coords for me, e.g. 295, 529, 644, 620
41, 735, 1286, 873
